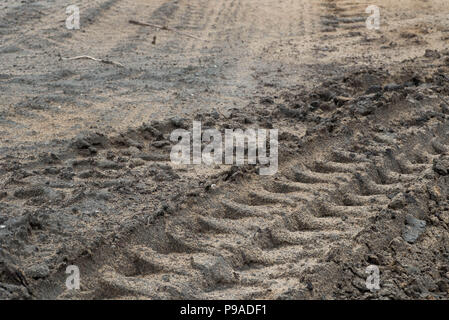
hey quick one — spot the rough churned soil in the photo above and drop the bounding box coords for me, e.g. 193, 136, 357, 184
1, 0, 449, 299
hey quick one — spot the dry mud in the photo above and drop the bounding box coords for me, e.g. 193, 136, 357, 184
1, 0, 449, 299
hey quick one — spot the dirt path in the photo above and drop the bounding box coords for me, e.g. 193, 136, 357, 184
1, 0, 449, 299
2, 0, 446, 146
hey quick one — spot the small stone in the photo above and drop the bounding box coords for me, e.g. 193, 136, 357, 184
26, 263, 50, 279
402, 215, 426, 244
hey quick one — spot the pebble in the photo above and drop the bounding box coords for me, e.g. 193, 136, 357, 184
402, 215, 426, 244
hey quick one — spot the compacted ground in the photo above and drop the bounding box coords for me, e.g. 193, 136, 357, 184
1, 0, 449, 299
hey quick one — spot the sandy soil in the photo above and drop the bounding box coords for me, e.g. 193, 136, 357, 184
1, 0, 449, 299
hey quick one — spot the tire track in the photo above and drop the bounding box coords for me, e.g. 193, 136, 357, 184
83, 126, 447, 299
320, 0, 369, 32
40, 77, 449, 299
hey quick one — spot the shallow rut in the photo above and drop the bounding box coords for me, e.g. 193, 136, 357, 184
30, 87, 449, 299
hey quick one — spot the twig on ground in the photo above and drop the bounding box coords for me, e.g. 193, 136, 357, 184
129, 19, 207, 42
61, 55, 124, 67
